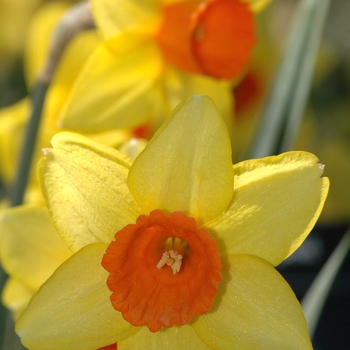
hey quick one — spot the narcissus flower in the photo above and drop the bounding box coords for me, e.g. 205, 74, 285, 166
58, 0, 271, 133
16, 96, 328, 349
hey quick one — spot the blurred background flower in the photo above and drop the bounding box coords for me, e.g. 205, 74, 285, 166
0, 1, 133, 206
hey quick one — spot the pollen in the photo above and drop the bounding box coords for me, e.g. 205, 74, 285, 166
157, 250, 183, 274
102, 209, 222, 332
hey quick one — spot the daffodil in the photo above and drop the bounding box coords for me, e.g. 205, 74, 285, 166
15, 96, 328, 349
58, 0, 272, 134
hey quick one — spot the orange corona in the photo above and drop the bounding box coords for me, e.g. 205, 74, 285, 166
156, 0, 256, 79
102, 209, 222, 332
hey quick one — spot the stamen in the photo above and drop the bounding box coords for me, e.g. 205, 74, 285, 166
164, 237, 188, 254
157, 250, 183, 274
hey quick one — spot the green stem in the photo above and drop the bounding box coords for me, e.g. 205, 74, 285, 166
0, 270, 7, 350
9, 82, 49, 207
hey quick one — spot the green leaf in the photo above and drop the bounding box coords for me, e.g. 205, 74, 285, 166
302, 227, 350, 339
249, 0, 331, 158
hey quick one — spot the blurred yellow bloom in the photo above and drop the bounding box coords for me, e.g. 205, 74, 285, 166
0, 2, 132, 204
0, 100, 28, 187
10, 96, 328, 349
0, 0, 43, 72
58, 0, 272, 134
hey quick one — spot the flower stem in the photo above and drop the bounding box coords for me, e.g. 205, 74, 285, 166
0, 270, 7, 350
9, 82, 49, 207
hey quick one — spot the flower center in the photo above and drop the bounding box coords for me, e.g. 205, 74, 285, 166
102, 209, 222, 332
156, 237, 189, 274
156, 0, 256, 79
157, 249, 183, 274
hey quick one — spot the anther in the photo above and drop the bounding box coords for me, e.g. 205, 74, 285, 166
157, 250, 183, 274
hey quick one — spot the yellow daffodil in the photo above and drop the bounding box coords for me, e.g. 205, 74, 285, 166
13, 95, 329, 349
58, 0, 272, 134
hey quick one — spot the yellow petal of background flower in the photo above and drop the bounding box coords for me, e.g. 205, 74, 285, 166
0, 0, 42, 68
119, 324, 211, 350
242, 0, 272, 12
24, 1, 103, 122
0, 206, 72, 290
42, 29, 100, 122
91, 0, 160, 39
0, 98, 52, 204
59, 37, 163, 132
38, 132, 142, 252
0, 99, 28, 185
206, 151, 329, 266
2, 278, 35, 320
193, 254, 312, 350
128, 95, 234, 224
16, 243, 136, 350
163, 66, 234, 138
24, 1, 72, 88
162, 0, 271, 12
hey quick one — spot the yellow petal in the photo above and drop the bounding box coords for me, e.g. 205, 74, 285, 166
0, 99, 28, 184
85, 128, 133, 149
16, 243, 136, 350
206, 151, 329, 266
241, 0, 272, 12
0, 0, 42, 68
128, 95, 234, 224
24, 1, 72, 88
193, 254, 312, 350
42, 30, 99, 122
59, 37, 163, 132
91, 0, 160, 39
307, 133, 350, 223
119, 324, 211, 350
0, 206, 72, 290
38, 132, 142, 252
163, 66, 234, 137
162, 0, 271, 12
2, 278, 35, 320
